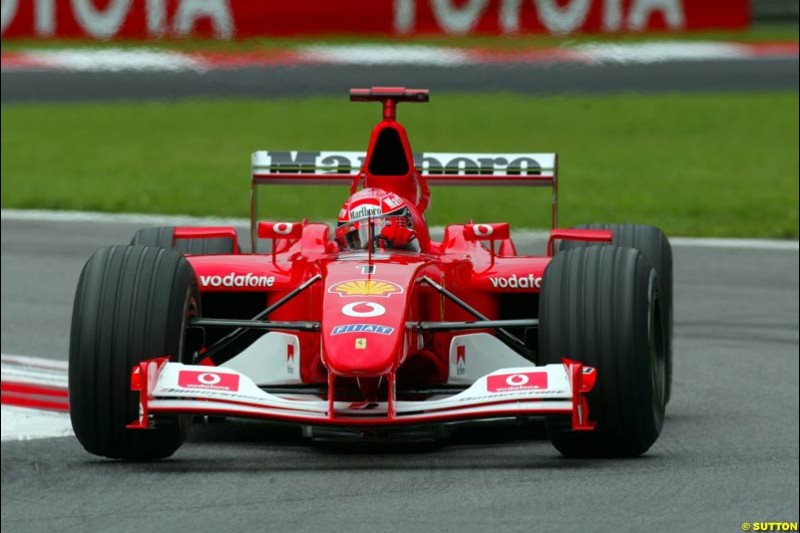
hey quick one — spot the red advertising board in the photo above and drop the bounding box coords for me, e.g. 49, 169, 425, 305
0, 0, 749, 39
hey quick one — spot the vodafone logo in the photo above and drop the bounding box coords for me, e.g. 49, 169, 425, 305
257, 221, 301, 239
273, 222, 294, 235
178, 370, 239, 391
464, 223, 508, 241
487, 372, 548, 393
474, 224, 494, 237
200, 272, 275, 288
489, 274, 542, 290
341, 301, 386, 318
197, 373, 222, 385
505, 374, 529, 387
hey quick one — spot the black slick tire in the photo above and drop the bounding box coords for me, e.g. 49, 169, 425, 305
560, 223, 673, 403
131, 226, 238, 255
69, 245, 199, 460
540, 246, 667, 458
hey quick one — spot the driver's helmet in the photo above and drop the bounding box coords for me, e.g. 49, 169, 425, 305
335, 188, 419, 252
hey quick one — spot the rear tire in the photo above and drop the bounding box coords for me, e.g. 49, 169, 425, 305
560, 223, 673, 403
69, 245, 199, 460
540, 246, 666, 458
131, 226, 238, 255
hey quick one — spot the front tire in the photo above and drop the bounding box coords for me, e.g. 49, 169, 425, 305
540, 246, 666, 457
69, 245, 199, 460
560, 223, 673, 403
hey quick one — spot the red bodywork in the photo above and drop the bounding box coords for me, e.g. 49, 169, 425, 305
128, 88, 611, 431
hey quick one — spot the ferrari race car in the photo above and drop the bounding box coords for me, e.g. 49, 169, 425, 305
68, 87, 672, 460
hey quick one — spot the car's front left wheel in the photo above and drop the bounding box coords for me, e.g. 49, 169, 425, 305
539, 245, 666, 458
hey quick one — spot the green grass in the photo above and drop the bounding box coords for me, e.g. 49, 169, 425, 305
1, 24, 797, 52
2, 92, 798, 237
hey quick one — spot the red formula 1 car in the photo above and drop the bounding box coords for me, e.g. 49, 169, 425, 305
69, 88, 672, 460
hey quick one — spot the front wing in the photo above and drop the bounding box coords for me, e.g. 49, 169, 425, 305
127, 358, 597, 430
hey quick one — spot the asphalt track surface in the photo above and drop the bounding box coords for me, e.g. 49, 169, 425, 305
1, 217, 798, 533
2, 58, 798, 102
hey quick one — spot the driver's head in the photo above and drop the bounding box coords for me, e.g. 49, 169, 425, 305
335, 188, 419, 252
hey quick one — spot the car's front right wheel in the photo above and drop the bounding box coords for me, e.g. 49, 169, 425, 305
69, 245, 199, 460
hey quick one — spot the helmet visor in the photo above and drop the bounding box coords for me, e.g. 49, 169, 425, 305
337, 212, 419, 252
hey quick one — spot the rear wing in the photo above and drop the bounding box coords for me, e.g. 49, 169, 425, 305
250, 150, 558, 248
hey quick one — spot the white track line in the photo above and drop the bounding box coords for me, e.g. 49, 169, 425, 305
29, 48, 204, 72
2, 208, 797, 251
1, 405, 73, 442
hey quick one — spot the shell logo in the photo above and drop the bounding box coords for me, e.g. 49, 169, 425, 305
328, 279, 404, 298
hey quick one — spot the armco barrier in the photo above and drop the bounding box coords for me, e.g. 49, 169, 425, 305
1, 0, 748, 39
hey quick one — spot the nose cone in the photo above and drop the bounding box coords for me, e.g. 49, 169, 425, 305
321, 259, 420, 377
325, 310, 404, 376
